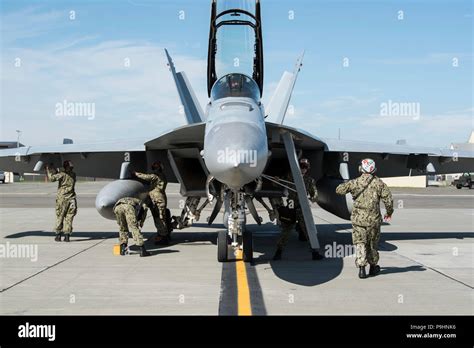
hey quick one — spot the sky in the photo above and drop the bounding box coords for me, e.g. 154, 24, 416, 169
0, 0, 472, 147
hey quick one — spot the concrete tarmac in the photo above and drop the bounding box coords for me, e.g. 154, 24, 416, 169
0, 182, 472, 315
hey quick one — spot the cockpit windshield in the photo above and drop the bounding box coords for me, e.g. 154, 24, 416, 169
211, 73, 260, 102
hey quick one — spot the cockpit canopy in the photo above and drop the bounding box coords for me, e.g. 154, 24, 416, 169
210, 73, 260, 102
207, 1, 263, 97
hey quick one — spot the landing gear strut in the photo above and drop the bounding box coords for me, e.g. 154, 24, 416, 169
217, 190, 253, 263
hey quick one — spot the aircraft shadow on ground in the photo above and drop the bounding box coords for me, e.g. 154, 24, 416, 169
379, 265, 426, 275
3, 230, 181, 257
4, 230, 219, 246
250, 223, 349, 286
327, 223, 474, 252
128, 244, 180, 256
247, 223, 473, 286
4, 225, 473, 286
4, 230, 117, 240
178, 222, 226, 232
164, 231, 218, 246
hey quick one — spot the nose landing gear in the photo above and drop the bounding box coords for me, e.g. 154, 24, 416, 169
217, 191, 253, 263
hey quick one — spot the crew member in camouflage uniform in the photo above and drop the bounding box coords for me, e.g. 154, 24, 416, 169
45, 160, 77, 242
113, 197, 150, 257
272, 158, 322, 261
336, 158, 394, 279
132, 161, 169, 245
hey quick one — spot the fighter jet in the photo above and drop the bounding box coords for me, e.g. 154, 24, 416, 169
1, 0, 473, 263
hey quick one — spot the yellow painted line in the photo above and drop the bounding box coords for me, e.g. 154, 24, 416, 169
235, 249, 252, 316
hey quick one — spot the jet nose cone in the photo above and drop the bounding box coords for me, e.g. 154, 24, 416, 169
219, 163, 262, 189
204, 122, 268, 189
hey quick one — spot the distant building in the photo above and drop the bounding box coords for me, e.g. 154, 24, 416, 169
382, 175, 427, 188
381, 139, 427, 188
0, 141, 25, 183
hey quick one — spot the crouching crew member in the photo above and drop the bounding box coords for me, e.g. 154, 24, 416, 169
113, 197, 150, 257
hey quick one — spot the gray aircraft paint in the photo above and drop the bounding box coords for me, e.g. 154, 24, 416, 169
204, 96, 268, 190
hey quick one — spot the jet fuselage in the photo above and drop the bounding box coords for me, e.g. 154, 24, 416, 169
203, 87, 268, 190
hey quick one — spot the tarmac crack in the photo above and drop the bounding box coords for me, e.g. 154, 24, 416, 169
377, 245, 474, 290
0, 237, 112, 293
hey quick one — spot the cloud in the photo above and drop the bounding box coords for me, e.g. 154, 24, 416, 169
370, 53, 473, 66
281, 97, 473, 147
319, 95, 377, 111
352, 108, 474, 146
1, 6, 66, 43
361, 107, 473, 128
0, 6, 208, 145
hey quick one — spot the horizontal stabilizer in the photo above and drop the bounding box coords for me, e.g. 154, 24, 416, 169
165, 49, 204, 124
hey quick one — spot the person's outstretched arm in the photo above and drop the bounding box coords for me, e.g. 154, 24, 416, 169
380, 182, 394, 222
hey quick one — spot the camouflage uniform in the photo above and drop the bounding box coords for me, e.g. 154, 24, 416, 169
47, 167, 77, 235
275, 207, 296, 249
113, 197, 147, 246
336, 173, 394, 267
276, 173, 318, 249
134, 171, 168, 236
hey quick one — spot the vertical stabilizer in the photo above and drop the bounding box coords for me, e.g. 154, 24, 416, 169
165, 49, 204, 124
265, 52, 304, 124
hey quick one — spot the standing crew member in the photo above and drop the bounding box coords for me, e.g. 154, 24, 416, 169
336, 158, 394, 279
272, 158, 322, 260
45, 160, 77, 242
132, 161, 169, 245
113, 197, 150, 257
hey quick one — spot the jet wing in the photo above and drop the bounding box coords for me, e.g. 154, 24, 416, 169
0, 123, 206, 183
144, 122, 205, 150
264, 122, 474, 179
0, 138, 148, 179
320, 137, 474, 178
